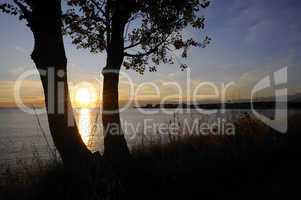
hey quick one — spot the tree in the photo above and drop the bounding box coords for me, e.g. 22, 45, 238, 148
0, 0, 93, 168
64, 0, 211, 161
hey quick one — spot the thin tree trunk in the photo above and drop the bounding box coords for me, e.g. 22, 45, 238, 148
102, 71, 130, 161
29, 0, 92, 168
102, 13, 130, 161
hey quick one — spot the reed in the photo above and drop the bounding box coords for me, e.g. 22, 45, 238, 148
0, 112, 296, 200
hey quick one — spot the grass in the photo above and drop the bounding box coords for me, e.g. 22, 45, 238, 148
0, 112, 299, 200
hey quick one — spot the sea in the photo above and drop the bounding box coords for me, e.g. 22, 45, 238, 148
0, 107, 298, 170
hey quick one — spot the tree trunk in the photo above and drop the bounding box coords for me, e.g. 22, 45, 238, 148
102, 13, 130, 161
102, 71, 130, 161
29, 0, 92, 168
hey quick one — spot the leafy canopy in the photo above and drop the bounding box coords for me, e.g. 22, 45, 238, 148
0, 0, 62, 28
1, 0, 211, 74
0, 0, 33, 23
64, 0, 211, 74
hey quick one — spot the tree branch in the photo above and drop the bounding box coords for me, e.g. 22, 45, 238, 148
124, 16, 186, 51
13, 0, 32, 22
90, 0, 106, 17
124, 41, 142, 50
124, 35, 170, 57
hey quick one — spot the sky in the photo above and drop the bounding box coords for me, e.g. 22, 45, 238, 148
0, 0, 301, 107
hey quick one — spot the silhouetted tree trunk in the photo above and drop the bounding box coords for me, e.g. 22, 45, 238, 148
29, 0, 92, 167
102, 13, 130, 161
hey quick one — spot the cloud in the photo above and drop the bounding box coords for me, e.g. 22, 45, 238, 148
0, 80, 44, 107
8, 66, 27, 76
15, 46, 28, 54
236, 54, 301, 98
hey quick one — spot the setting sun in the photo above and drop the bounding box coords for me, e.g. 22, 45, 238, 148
75, 87, 93, 107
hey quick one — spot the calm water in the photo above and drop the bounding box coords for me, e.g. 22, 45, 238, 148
0, 108, 298, 168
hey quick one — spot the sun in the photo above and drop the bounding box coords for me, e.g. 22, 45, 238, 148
75, 87, 93, 107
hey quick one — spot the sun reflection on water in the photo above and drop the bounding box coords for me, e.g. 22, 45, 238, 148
78, 108, 91, 145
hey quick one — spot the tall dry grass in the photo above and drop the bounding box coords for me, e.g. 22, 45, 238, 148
0, 112, 297, 200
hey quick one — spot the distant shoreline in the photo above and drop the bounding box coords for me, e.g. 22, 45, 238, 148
1, 101, 301, 110
135, 101, 301, 110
